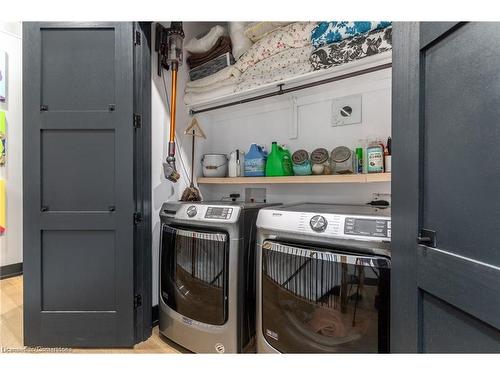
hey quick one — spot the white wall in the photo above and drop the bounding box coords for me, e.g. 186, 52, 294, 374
0, 22, 23, 268
151, 22, 219, 305
196, 68, 392, 204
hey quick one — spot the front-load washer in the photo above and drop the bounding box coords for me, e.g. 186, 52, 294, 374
159, 201, 279, 353
255, 203, 391, 353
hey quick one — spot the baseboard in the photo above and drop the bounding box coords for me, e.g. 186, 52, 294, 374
152, 304, 159, 327
0, 262, 23, 280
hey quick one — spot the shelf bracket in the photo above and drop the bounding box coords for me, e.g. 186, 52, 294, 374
289, 96, 298, 140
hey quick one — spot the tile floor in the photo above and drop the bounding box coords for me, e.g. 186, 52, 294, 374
0, 275, 184, 353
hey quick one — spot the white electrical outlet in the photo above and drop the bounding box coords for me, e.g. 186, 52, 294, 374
331, 94, 362, 127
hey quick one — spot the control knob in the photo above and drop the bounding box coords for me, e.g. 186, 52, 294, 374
186, 205, 197, 218
310, 215, 328, 232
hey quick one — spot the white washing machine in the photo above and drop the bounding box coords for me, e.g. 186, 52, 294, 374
255, 203, 391, 353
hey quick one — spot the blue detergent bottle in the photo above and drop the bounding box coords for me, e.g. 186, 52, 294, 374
244, 143, 267, 177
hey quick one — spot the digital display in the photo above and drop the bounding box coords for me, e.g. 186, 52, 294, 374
205, 207, 233, 219
344, 217, 388, 237
353, 219, 377, 235
210, 208, 224, 216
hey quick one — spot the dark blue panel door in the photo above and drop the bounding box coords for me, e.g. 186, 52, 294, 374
392, 22, 500, 353
23, 22, 150, 347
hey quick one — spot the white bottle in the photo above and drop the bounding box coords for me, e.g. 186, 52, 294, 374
229, 150, 245, 177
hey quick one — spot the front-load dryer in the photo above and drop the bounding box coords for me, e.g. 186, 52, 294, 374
255, 203, 391, 353
159, 201, 278, 353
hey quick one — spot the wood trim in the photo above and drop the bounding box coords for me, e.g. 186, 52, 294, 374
197, 173, 391, 185
0, 262, 23, 280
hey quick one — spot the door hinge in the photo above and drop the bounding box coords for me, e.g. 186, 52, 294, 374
417, 228, 437, 247
134, 30, 141, 46
134, 294, 142, 308
133, 212, 143, 225
133, 113, 142, 128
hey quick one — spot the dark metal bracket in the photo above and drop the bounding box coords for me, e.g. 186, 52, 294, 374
417, 228, 437, 247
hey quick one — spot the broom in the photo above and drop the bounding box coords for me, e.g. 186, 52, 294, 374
180, 129, 201, 201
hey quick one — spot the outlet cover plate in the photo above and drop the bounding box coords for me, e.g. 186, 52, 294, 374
331, 94, 362, 127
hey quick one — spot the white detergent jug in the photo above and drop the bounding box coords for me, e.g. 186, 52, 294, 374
228, 150, 245, 177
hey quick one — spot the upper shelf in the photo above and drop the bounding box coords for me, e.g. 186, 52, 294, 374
197, 173, 391, 185
187, 51, 392, 113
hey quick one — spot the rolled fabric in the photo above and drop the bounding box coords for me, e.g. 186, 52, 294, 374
311, 21, 391, 49
187, 36, 232, 69
235, 22, 316, 74
235, 45, 313, 92
310, 27, 392, 70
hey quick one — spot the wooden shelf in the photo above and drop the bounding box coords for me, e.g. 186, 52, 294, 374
197, 173, 391, 185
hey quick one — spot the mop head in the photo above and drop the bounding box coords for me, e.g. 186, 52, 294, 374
163, 159, 180, 183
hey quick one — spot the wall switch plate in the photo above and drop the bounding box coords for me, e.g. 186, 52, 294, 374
331, 94, 362, 127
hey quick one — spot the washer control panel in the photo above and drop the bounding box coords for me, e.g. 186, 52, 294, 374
257, 209, 391, 242
344, 217, 390, 238
205, 206, 233, 220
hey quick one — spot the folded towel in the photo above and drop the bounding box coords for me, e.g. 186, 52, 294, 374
310, 27, 392, 70
185, 76, 239, 94
186, 65, 241, 89
311, 21, 391, 49
235, 46, 313, 92
187, 36, 232, 69
235, 22, 316, 74
184, 84, 236, 105
185, 25, 227, 54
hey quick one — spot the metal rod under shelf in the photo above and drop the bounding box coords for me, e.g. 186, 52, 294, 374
189, 62, 392, 115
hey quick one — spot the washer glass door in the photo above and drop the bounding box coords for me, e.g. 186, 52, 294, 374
261, 240, 390, 353
161, 224, 229, 325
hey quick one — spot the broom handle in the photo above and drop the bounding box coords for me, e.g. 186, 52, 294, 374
191, 130, 195, 185
168, 64, 178, 156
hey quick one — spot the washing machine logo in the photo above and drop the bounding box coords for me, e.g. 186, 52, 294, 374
214, 343, 225, 353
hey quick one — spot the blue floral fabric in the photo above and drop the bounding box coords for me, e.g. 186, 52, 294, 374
311, 21, 391, 48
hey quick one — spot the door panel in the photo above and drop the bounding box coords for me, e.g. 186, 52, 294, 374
392, 22, 500, 352
23, 22, 150, 347
41, 27, 116, 111
422, 22, 500, 264
421, 293, 500, 353
41, 129, 115, 211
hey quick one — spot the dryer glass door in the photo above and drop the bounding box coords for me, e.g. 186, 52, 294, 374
261, 240, 390, 353
161, 225, 229, 325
